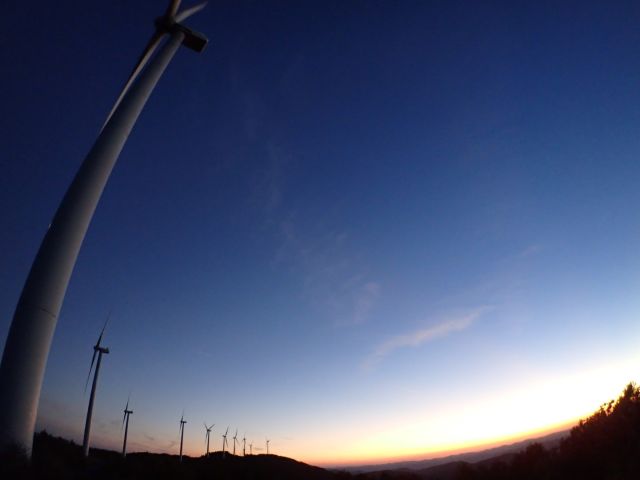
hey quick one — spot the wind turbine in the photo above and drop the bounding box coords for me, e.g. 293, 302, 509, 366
232, 429, 238, 455
266, 438, 270, 455
249, 442, 253, 455
221, 426, 229, 458
179, 414, 187, 462
121, 397, 133, 457
0, 0, 208, 455
82, 321, 110, 457
242, 433, 246, 456
204, 423, 214, 456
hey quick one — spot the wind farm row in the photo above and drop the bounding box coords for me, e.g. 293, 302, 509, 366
82, 322, 272, 461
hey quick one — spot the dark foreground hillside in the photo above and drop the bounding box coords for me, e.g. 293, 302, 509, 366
344, 383, 640, 480
2, 383, 639, 480
448, 382, 640, 480
357, 382, 640, 480
0, 433, 339, 480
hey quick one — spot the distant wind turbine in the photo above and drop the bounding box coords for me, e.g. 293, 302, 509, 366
179, 414, 187, 462
204, 423, 214, 456
233, 428, 238, 455
242, 433, 246, 456
266, 438, 270, 455
222, 426, 229, 458
82, 320, 110, 457
121, 397, 133, 457
0, 0, 208, 455
249, 442, 253, 455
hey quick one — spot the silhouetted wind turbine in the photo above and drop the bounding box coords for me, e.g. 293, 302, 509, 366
233, 428, 238, 455
222, 426, 229, 458
204, 423, 214, 456
0, 0, 208, 455
242, 433, 246, 456
82, 320, 110, 457
249, 442, 253, 455
266, 438, 270, 455
121, 397, 133, 457
179, 414, 187, 462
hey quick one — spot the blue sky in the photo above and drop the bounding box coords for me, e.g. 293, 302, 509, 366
2, 0, 640, 466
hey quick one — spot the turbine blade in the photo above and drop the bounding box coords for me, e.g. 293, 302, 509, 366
84, 348, 97, 392
165, 0, 181, 17
96, 310, 111, 347
102, 31, 163, 129
175, 1, 207, 22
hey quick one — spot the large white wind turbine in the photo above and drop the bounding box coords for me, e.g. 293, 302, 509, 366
204, 423, 214, 456
0, 0, 208, 455
179, 414, 187, 462
121, 397, 133, 457
82, 321, 110, 457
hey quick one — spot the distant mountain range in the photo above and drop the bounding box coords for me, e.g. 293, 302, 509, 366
338, 429, 568, 474
9, 383, 638, 479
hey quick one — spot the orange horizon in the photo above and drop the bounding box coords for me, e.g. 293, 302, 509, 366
317, 418, 578, 468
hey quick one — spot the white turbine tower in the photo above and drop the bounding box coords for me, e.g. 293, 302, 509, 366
82, 322, 110, 457
221, 426, 229, 458
204, 423, 214, 456
121, 397, 133, 457
179, 414, 187, 462
0, 0, 208, 456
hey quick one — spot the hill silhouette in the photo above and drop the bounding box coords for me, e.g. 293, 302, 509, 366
348, 382, 640, 480
1, 433, 336, 480
446, 382, 640, 480
2, 383, 640, 479
344, 429, 567, 473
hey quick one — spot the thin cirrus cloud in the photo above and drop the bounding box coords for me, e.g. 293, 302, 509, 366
276, 218, 381, 326
351, 281, 381, 325
363, 308, 489, 369
254, 139, 381, 326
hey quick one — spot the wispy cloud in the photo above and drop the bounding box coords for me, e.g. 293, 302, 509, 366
165, 440, 178, 451
352, 281, 381, 325
514, 244, 543, 259
243, 110, 380, 325
363, 308, 489, 369
276, 219, 381, 325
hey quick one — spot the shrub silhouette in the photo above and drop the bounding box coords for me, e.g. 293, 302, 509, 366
452, 382, 640, 480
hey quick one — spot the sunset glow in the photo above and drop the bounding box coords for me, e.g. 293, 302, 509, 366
2, 0, 640, 470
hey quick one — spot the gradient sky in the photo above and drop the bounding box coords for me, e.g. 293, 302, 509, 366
2, 0, 640, 467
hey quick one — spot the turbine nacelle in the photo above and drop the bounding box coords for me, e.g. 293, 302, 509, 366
154, 18, 208, 53
103, 0, 208, 128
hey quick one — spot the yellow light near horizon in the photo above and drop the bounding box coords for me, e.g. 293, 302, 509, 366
310, 355, 640, 467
